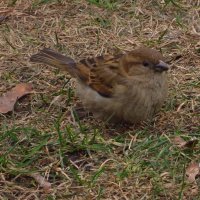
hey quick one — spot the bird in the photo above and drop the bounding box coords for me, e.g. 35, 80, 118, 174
30, 47, 169, 123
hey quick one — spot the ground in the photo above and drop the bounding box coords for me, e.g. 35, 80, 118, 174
0, 0, 200, 199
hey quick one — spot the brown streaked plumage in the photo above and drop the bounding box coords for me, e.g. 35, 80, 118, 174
30, 47, 169, 123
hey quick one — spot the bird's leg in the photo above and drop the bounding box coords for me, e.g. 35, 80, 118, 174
72, 102, 93, 120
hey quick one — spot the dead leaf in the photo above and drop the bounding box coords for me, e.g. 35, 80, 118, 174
172, 136, 186, 148
30, 173, 51, 193
0, 83, 33, 114
171, 136, 198, 149
186, 162, 200, 183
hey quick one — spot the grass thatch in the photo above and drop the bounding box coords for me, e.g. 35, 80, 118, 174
0, 0, 200, 199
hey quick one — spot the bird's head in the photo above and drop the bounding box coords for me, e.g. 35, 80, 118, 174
121, 47, 169, 76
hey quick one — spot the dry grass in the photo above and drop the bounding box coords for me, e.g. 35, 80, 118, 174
0, 0, 200, 199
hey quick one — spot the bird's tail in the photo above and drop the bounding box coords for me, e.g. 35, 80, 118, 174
30, 48, 78, 77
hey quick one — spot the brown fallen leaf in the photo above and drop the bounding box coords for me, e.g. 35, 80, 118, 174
172, 136, 186, 147
171, 136, 198, 149
30, 173, 51, 193
186, 162, 200, 183
0, 83, 33, 114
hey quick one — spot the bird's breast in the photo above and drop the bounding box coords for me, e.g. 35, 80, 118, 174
76, 74, 167, 123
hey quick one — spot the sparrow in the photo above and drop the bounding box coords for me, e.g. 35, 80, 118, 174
30, 47, 169, 123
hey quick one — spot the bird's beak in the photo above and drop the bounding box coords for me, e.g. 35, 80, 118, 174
155, 60, 169, 72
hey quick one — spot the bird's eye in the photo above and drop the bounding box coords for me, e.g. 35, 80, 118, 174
143, 61, 149, 67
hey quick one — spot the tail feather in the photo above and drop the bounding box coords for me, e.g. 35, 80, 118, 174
30, 48, 77, 77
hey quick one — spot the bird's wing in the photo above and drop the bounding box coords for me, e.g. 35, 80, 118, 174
76, 54, 124, 97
